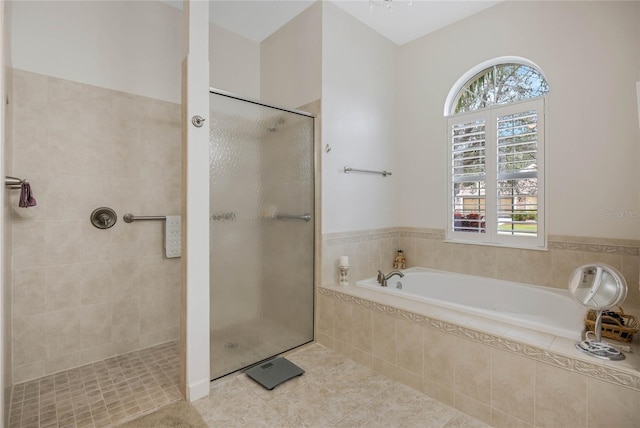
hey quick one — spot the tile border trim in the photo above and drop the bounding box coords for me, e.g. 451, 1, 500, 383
323, 228, 399, 245
548, 240, 639, 256
318, 287, 640, 391
323, 227, 640, 256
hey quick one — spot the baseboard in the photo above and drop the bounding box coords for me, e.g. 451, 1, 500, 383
187, 378, 210, 402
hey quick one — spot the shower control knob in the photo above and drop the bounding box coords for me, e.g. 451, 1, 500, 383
90, 207, 117, 229
191, 115, 205, 128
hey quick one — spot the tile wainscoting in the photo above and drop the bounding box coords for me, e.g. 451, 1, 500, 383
318, 227, 640, 427
322, 227, 640, 309
316, 285, 640, 427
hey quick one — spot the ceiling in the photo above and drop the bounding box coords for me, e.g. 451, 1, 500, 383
207, 0, 502, 46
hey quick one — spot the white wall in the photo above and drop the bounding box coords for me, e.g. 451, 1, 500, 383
10, 1, 183, 103
396, 1, 640, 240
11, 1, 263, 105
321, 2, 397, 234
261, 1, 322, 109
210, 22, 260, 100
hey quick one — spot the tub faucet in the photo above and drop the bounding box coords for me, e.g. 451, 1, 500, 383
377, 269, 404, 287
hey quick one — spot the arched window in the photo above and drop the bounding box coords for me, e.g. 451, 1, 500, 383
446, 60, 549, 249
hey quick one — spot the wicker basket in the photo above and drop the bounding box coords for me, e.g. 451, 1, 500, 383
584, 306, 639, 343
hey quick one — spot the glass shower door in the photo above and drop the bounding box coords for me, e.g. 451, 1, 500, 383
208, 91, 314, 380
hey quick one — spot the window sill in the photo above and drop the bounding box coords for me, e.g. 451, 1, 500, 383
442, 238, 548, 251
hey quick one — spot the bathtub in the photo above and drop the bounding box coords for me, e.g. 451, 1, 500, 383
356, 267, 585, 340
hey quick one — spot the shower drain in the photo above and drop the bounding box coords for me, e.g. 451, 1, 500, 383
225, 342, 239, 349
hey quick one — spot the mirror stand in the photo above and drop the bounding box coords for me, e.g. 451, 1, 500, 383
568, 263, 628, 361
575, 310, 625, 360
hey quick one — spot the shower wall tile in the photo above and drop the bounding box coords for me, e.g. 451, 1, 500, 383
79, 261, 112, 306
140, 327, 180, 349
45, 264, 83, 311
45, 352, 81, 375
12, 361, 46, 387
12, 68, 47, 109
111, 298, 140, 342
10, 69, 181, 383
12, 268, 46, 317
79, 343, 116, 367
111, 259, 141, 300
13, 314, 47, 364
45, 308, 83, 358
11, 221, 47, 270
79, 303, 112, 349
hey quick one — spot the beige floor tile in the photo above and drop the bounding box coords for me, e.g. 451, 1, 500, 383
10, 341, 493, 428
196, 344, 490, 428
335, 383, 458, 428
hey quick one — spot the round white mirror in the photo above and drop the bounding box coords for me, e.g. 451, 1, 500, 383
568, 263, 628, 360
568, 264, 627, 310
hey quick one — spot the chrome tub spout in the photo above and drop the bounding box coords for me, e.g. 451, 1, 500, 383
377, 269, 405, 287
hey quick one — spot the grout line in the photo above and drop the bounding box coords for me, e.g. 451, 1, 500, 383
8, 341, 180, 428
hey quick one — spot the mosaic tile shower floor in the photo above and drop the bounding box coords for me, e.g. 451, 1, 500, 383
8, 341, 181, 428
8, 341, 489, 427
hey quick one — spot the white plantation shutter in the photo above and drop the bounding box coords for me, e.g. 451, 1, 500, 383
447, 98, 545, 248
449, 113, 488, 240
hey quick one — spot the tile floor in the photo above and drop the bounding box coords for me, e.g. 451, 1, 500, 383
8, 341, 181, 428
8, 341, 488, 427
193, 344, 489, 427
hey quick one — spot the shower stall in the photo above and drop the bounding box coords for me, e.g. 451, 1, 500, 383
208, 90, 315, 380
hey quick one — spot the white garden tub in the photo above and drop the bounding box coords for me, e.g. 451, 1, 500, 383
357, 267, 585, 340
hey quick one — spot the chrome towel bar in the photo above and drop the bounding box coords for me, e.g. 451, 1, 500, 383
5, 176, 26, 188
344, 167, 392, 177
274, 213, 311, 222
123, 213, 166, 223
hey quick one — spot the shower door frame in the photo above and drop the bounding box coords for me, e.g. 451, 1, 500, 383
208, 88, 318, 380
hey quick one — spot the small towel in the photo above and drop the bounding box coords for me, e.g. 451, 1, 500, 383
18, 182, 37, 208
164, 215, 181, 258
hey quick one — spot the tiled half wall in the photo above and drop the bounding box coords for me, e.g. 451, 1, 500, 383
319, 227, 640, 426
316, 288, 640, 427
322, 227, 640, 309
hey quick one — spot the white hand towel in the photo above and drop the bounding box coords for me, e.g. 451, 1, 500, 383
165, 215, 181, 258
